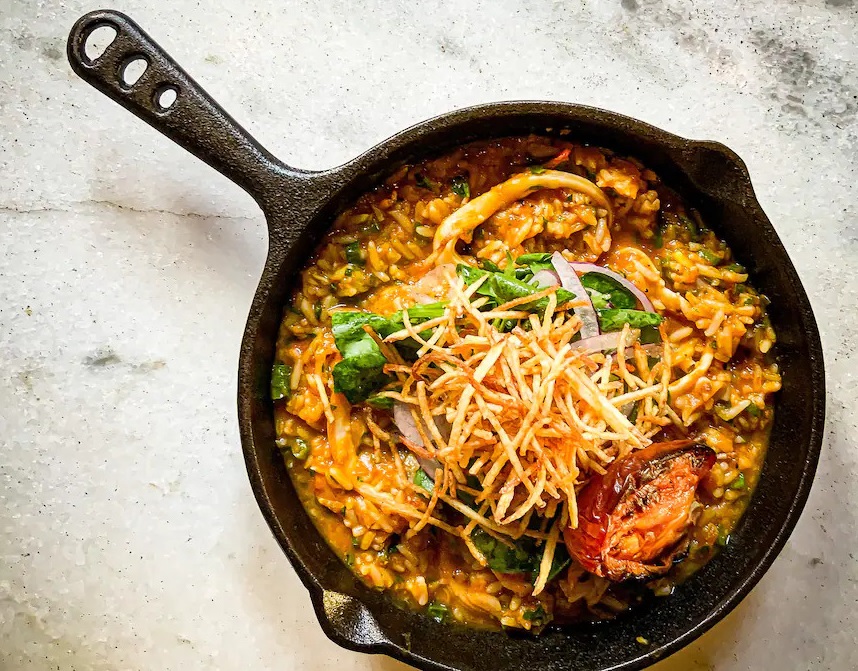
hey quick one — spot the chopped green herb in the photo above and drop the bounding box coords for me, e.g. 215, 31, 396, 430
451, 175, 470, 199
522, 604, 546, 623
745, 402, 761, 418
344, 241, 364, 265
730, 473, 746, 490
723, 262, 746, 273
415, 173, 435, 190
679, 214, 700, 240
413, 468, 434, 493
697, 248, 721, 265
290, 437, 310, 460
716, 526, 730, 547
271, 363, 292, 401
529, 165, 546, 175
344, 553, 355, 566
427, 601, 449, 623
653, 226, 664, 249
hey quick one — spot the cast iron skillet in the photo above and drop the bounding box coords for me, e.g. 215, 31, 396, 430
68, 10, 825, 671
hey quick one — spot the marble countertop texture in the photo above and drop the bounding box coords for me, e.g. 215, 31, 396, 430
1, 0, 857, 669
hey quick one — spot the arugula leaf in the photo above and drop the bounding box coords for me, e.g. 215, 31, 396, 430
469, 528, 570, 585
271, 363, 293, 401
451, 175, 470, 199
516, 252, 555, 273
490, 274, 575, 313
331, 312, 391, 403
597, 308, 663, 332
470, 528, 535, 573
580, 272, 637, 309
640, 325, 662, 344
330, 305, 448, 403
366, 394, 394, 409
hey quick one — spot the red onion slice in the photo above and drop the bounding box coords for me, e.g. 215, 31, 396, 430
569, 262, 655, 313
393, 401, 440, 479
551, 252, 600, 338
531, 269, 561, 288
569, 331, 627, 351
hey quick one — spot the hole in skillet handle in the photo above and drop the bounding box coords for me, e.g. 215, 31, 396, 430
120, 55, 149, 88
154, 85, 179, 112
82, 23, 117, 62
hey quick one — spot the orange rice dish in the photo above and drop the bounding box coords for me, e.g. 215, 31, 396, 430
272, 136, 780, 631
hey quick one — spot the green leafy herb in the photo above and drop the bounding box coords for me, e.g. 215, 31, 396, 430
597, 308, 663, 332
290, 437, 310, 460
451, 175, 470, 199
653, 226, 664, 249
745, 402, 761, 418
723, 262, 746, 274
529, 165, 546, 175
413, 468, 435, 493
580, 272, 637, 309
522, 604, 546, 623
716, 526, 730, 547
697, 248, 721, 265
271, 363, 293, 401
480, 258, 502, 273
679, 213, 700, 241
730, 473, 746, 490
366, 394, 394, 409
427, 601, 449, 623
415, 173, 435, 190
344, 241, 364, 265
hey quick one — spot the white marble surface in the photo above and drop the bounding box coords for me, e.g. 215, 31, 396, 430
1, 0, 857, 669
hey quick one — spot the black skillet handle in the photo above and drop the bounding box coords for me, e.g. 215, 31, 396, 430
67, 10, 303, 208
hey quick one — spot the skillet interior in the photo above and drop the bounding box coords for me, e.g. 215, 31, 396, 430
239, 104, 825, 671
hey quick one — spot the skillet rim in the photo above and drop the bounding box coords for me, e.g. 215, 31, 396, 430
238, 100, 825, 671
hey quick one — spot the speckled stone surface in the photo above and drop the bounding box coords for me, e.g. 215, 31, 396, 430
1, 1, 856, 669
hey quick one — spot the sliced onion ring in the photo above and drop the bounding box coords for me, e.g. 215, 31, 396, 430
531, 269, 560, 288
569, 262, 655, 312
393, 401, 441, 478
569, 331, 628, 351
551, 252, 599, 338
